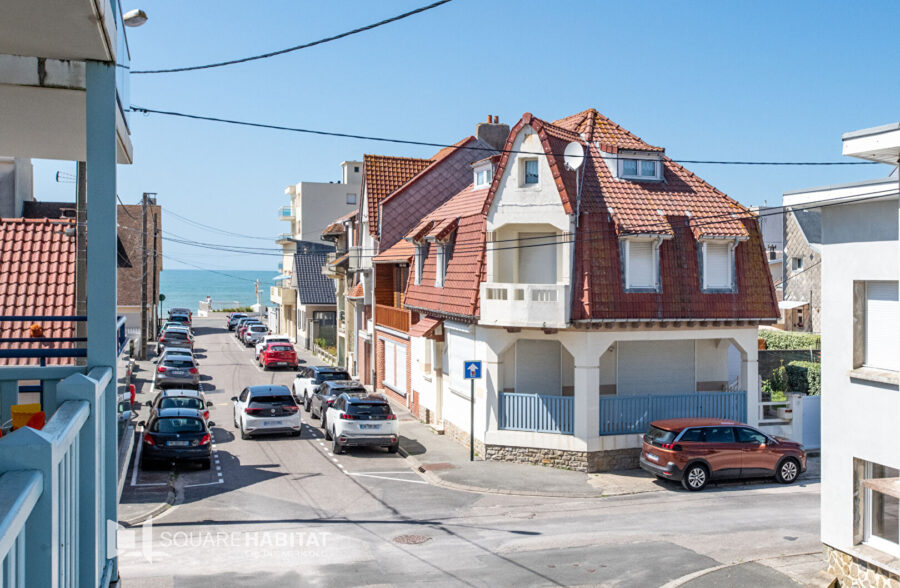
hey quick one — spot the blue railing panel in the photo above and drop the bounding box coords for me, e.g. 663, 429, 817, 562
499, 392, 574, 435
0, 470, 42, 586
599, 391, 747, 436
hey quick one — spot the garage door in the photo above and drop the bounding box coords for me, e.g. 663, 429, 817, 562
617, 340, 695, 396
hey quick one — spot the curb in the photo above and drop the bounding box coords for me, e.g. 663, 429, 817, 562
119, 490, 175, 528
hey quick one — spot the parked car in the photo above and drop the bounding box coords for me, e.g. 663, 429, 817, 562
157, 328, 193, 354
169, 312, 191, 327
310, 380, 368, 429
150, 389, 212, 421
258, 342, 298, 370
238, 320, 263, 341
160, 321, 194, 338
169, 307, 192, 321
231, 385, 301, 439
153, 354, 200, 390
155, 347, 197, 366
139, 408, 212, 469
639, 418, 807, 491
232, 317, 257, 339
226, 312, 247, 331
242, 324, 269, 347
324, 394, 399, 454
256, 335, 291, 360
293, 366, 351, 409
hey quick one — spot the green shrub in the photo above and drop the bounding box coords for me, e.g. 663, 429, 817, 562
786, 361, 821, 395
759, 330, 820, 350
220, 306, 253, 313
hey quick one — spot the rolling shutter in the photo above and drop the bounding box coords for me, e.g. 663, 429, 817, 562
384, 340, 395, 388
705, 242, 731, 289
865, 282, 899, 371
627, 241, 654, 288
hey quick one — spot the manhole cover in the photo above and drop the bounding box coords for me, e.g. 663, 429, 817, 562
419, 462, 455, 472
392, 534, 432, 545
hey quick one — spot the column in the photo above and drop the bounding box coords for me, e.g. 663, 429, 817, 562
573, 365, 600, 447
742, 356, 760, 426
85, 59, 118, 581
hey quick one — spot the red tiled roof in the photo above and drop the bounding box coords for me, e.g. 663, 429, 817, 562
552, 108, 664, 153
347, 282, 364, 298
403, 186, 490, 320
364, 154, 433, 235
408, 316, 440, 338
0, 218, 77, 365
379, 137, 478, 209
321, 210, 359, 238
374, 239, 414, 263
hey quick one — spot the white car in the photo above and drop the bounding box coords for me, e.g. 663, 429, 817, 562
292, 366, 351, 410
255, 335, 291, 360
242, 324, 269, 347
232, 385, 301, 439
324, 394, 399, 454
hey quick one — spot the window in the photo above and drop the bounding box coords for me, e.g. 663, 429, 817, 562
621, 158, 659, 180
703, 241, 733, 290
792, 256, 803, 271
522, 159, 539, 185
435, 240, 453, 288
864, 281, 899, 371
679, 428, 705, 442
354, 166, 359, 173
346, 193, 357, 205
474, 167, 493, 187
704, 427, 735, 443
382, 339, 407, 395
625, 239, 657, 290
735, 427, 768, 444
413, 243, 425, 285
857, 459, 900, 556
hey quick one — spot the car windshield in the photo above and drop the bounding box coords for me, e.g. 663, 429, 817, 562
249, 326, 266, 332
153, 417, 204, 433
163, 359, 194, 369
165, 332, 188, 340
265, 338, 289, 345
644, 426, 676, 446
348, 403, 391, 416
317, 372, 350, 383
250, 395, 293, 405
160, 397, 203, 410
329, 387, 365, 396
270, 345, 293, 352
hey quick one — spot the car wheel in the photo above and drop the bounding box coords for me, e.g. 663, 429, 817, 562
321, 414, 328, 431
311, 405, 319, 420
240, 421, 249, 441
200, 459, 211, 470
681, 463, 709, 491
325, 425, 332, 441
387, 443, 399, 454
776, 458, 800, 484
332, 435, 342, 454
304, 395, 311, 412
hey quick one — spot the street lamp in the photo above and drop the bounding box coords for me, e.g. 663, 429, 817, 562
123, 9, 149, 27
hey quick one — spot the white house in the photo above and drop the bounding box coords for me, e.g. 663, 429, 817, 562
398, 109, 780, 471
784, 122, 900, 586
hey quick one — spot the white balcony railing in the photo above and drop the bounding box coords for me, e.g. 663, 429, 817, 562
479, 283, 569, 328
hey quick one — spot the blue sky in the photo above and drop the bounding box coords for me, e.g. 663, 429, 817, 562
33, 0, 900, 270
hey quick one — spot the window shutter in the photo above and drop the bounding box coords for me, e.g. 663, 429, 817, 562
628, 241, 654, 288
705, 242, 731, 289
865, 282, 899, 371
396, 344, 407, 394
384, 341, 395, 387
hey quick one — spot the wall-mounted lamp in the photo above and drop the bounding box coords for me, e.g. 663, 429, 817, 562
123, 9, 149, 27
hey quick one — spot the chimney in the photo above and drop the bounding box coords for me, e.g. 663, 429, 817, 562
475, 114, 510, 152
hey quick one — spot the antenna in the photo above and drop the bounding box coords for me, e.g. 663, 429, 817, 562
563, 142, 584, 171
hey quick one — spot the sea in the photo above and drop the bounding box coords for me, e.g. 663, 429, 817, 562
159, 269, 280, 314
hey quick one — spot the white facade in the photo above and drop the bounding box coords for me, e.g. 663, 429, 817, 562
784, 124, 900, 573
285, 160, 362, 242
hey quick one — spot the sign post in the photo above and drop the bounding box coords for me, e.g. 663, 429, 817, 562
463, 360, 482, 462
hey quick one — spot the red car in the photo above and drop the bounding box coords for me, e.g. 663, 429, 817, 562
259, 342, 298, 370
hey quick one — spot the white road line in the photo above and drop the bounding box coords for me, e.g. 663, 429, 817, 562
348, 473, 429, 485
183, 479, 225, 488
350, 471, 422, 475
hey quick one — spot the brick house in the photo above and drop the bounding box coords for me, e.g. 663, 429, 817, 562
393, 109, 779, 471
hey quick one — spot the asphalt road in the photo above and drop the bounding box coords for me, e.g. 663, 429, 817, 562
118, 317, 822, 587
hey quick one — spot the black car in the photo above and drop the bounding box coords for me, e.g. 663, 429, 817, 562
139, 408, 213, 469
226, 312, 247, 331
310, 380, 368, 428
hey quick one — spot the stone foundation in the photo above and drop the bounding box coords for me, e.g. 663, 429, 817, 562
587, 448, 641, 472
826, 545, 900, 587
442, 419, 485, 458
484, 445, 589, 471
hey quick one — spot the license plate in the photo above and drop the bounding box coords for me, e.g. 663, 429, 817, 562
647, 453, 659, 462
276, 362, 287, 366
263, 420, 281, 426
171, 371, 185, 376
167, 440, 189, 446
360, 424, 380, 430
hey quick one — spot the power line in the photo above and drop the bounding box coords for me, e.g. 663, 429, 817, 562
128, 105, 880, 167
162, 207, 275, 240
131, 0, 453, 75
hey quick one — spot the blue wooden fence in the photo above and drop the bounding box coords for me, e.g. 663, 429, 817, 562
599, 391, 747, 436
499, 392, 574, 435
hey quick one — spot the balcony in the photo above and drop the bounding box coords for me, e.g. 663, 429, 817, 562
276, 232, 294, 245
278, 205, 294, 221
270, 285, 292, 305
348, 245, 369, 272
375, 304, 410, 332
479, 283, 570, 328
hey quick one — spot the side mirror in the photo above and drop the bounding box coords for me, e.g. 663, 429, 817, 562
206, 401, 213, 407
230, 396, 238, 402
208, 421, 216, 427
758, 443, 767, 449
137, 420, 146, 427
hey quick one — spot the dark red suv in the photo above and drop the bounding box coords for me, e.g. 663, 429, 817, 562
639, 418, 806, 491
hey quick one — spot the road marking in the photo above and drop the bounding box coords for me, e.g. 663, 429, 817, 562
228, 334, 267, 373
130, 438, 170, 488
350, 471, 422, 475
348, 473, 429, 485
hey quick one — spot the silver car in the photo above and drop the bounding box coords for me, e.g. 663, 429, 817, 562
154, 354, 200, 390
243, 324, 269, 347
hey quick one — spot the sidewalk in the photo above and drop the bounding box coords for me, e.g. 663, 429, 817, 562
390, 401, 662, 498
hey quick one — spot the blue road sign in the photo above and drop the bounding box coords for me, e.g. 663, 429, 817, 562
464, 360, 482, 380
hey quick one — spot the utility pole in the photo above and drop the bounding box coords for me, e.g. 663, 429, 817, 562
255, 279, 261, 312
151, 208, 159, 338
75, 162, 87, 365
139, 193, 148, 360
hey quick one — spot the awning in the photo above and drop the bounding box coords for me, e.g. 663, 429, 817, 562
273, 274, 291, 282
408, 317, 441, 338
778, 300, 809, 310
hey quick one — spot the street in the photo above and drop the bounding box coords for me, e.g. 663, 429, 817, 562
118, 317, 823, 587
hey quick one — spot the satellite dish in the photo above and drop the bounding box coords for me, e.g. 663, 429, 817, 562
564, 142, 584, 171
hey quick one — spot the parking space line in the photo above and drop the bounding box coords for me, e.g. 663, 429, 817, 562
348, 473, 429, 485
228, 333, 267, 373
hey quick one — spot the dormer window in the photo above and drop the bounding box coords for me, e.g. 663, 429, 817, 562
521, 158, 539, 185
435, 240, 453, 288
474, 166, 493, 188
618, 154, 663, 181
701, 239, 737, 291
413, 242, 426, 285
623, 238, 662, 291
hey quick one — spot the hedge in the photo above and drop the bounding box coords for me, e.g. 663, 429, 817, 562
759, 330, 821, 351
786, 361, 821, 395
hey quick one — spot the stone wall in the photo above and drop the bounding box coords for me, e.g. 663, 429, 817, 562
442, 419, 485, 458
826, 545, 899, 587
484, 445, 589, 472
587, 448, 641, 472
